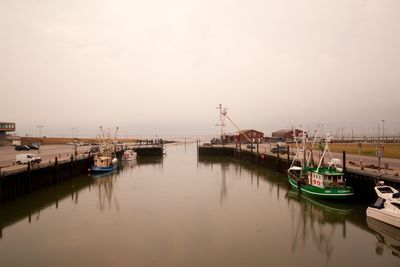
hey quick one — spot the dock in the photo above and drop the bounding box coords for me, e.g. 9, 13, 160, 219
197, 143, 400, 199
0, 145, 164, 202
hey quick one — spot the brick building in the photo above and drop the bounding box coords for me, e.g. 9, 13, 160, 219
271, 129, 304, 142
235, 129, 264, 143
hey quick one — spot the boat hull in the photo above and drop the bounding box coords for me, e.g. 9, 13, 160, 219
367, 207, 400, 229
89, 164, 117, 173
288, 176, 354, 200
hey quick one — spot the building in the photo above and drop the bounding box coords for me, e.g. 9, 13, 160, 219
271, 129, 304, 142
235, 129, 264, 143
0, 122, 16, 140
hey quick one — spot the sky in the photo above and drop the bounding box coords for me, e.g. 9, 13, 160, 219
1, 0, 399, 138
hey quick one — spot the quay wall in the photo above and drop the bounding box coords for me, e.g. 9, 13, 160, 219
0, 156, 93, 202
0, 147, 164, 202
132, 146, 163, 156
198, 146, 400, 200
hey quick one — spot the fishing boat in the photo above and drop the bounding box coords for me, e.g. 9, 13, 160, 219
287, 130, 354, 200
123, 149, 137, 161
89, 127, 118, 174
366, 181, 400, 228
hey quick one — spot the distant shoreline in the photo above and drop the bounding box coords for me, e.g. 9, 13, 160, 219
18, 137, 175, 145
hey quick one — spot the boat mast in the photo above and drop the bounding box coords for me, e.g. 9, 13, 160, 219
216, 104, 253, 144
290, 126, 303, 169
216, 104, 227, 142
316, 134, 337, 172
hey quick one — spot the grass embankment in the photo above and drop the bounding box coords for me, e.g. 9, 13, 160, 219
329, 143, 400, 159
289, 143, 400, 159
21, 137, 137, 145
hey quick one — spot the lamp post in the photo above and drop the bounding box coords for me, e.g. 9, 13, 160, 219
381, 120, 385, 142
37, 125, 44, 138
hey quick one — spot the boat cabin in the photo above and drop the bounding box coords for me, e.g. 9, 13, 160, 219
308, 168, 344, 188
95, 156, 113, 167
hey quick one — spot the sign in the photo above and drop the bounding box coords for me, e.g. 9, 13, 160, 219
376, 144, 384, 158
357, 142, 362, 154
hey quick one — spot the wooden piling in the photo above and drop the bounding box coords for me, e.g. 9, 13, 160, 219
342, 151, 346, 172
287, 145, 290, 168
277, 145, 280, 171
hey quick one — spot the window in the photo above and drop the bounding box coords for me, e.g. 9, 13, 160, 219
377, 187, 394, 194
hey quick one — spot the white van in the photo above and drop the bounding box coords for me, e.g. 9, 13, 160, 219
16, 154, 42, 164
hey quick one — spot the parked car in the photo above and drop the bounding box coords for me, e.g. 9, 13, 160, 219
28, 144, 40, 150
247, 144, 256, 149
16, 154, 41, 164
270, 146, 288, 154
89, 146, 100, 153
15, 145, 30, 151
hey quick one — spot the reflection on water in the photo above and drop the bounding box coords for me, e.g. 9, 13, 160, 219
286, 190, 351, 260
367, 217, 400, 258
93, 171, 120, 211
0, 156, 164, 239
199, 155, 353, 262
0, 144, 399, 266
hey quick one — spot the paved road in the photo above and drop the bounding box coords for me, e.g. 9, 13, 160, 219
0, 144, 89, 168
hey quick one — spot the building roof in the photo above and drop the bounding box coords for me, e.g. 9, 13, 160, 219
237, 129, 263, 134
272, 129, 303, 134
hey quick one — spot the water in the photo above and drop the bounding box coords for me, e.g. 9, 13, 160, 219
0, 143, 399, 266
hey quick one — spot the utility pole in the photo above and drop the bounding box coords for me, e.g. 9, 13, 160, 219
37, 125, 44, 138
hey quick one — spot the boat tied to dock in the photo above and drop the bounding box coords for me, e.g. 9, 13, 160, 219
88, 127, 118, 174
366, 181, 400, 228
287, 130, 354, 200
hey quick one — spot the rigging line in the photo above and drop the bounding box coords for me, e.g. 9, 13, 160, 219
224, 114, 253, 143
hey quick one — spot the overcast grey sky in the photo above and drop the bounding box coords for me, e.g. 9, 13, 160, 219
1, 0, 399, 138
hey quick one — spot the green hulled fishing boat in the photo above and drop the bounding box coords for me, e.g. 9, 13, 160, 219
287, 131, 354, 200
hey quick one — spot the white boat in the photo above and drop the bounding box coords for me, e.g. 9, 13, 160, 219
366, 181, 400, 228
123, 149, 137, 161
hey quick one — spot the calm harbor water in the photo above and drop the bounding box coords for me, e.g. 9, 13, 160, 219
0, 143, 399, 267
